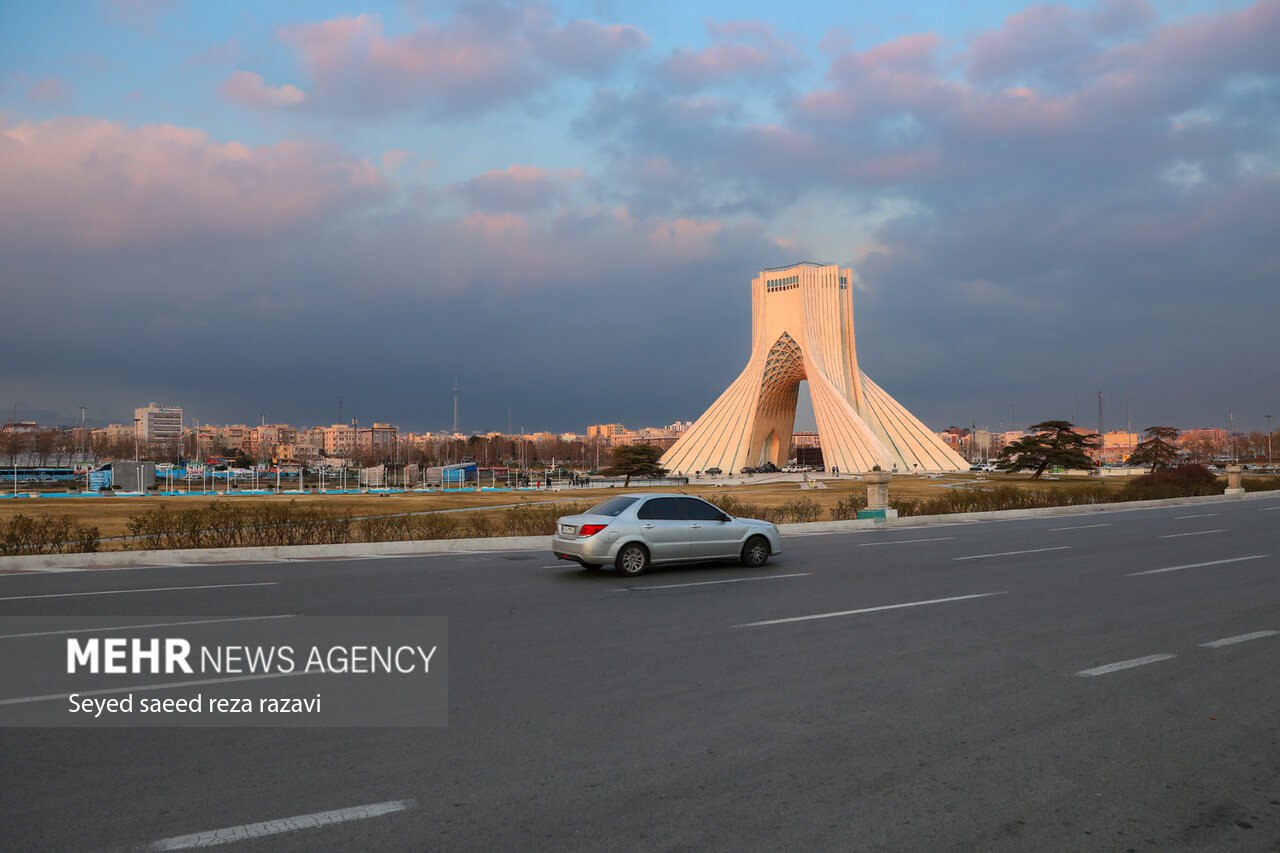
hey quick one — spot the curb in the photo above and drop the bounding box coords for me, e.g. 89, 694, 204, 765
1, 490, 1275, 572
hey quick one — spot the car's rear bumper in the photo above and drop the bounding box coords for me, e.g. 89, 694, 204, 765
551, 533, 617, 565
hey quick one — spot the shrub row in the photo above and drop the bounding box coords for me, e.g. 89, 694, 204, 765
1116, 465, 1220, 501
122, 499, 599, 551
127, 503, 356, 550
888, 484, 1113, 518
1241, 477, 1280, 493
1, 513, 100, 555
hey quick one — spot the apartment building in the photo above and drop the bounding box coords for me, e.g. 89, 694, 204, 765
135, 402, 183, 447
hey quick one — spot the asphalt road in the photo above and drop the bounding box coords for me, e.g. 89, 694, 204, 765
2, 495, 1278, 851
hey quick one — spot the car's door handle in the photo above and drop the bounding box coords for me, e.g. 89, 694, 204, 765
642, 523, 655, 529
690, 524, 702, 529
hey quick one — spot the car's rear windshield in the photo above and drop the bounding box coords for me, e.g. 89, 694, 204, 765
586, 496, 639, 517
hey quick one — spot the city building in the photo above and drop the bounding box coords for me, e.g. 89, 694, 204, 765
587, 424, 626, 440
1096, 430, 1139, 464
250, 424, 297, 457
661, 263, 967, 475
322, 424, 356, 457
216, 425, 253, 455
356, 423, 398, 457
134, 402, 183, 449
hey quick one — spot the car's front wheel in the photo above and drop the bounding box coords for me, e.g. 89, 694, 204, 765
615, 543, 649, 576
740, 536, 770, 568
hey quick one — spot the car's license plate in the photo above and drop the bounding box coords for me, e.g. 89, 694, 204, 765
559, 524, 575, 535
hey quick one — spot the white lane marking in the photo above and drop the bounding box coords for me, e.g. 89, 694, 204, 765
1159, 529, 1228, 538
0, 670, 312, 707
0, 582, 275, 602
1199, 630, 1279, 648
1174, 513, 1220, 519
1077, 654, 1176, 677
623, 573, 811, 591
145, 799, 417, 850
952, 546, 1070, 561
859, 537, 956, 547
736, 591, 1007, 627
1047, 523, 1112, 531
1260, 506, 1280, 511
1129, 554, 1270, 576
0, 614, 295, 640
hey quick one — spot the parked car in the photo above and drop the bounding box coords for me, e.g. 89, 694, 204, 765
552, 494, 782, 576
705, 467, 723, 476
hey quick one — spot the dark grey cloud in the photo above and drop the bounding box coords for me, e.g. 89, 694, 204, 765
0, 190, 788, 431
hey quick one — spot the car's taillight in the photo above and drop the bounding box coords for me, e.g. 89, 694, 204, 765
578, 524, 607, 538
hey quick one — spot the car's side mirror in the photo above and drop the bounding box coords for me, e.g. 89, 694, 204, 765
719, 513, 732, 522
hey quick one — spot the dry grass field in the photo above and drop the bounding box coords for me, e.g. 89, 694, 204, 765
0, 472, 1128, 549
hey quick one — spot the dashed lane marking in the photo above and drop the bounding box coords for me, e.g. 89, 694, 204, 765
1200, 630, 1278, 648
736, 591, 1008, 628
624, 573, 811, 591
952, 546, 1070, 561
1047, 523, 1112, 531
1159, 529, 1228, 538
1131, 555, 1269, 573
1077, 654, 1175, 677
859, 537, 956, 547
0, 581, 276, 602
141, 799, 417, 850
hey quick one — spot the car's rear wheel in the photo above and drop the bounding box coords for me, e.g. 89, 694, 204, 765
615, 543, 649, 576
740, 536, 770, 568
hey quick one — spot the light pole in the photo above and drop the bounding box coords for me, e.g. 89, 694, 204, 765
1228, 410, 1235, 462
1268, 414, 1273, 470
78, 405, 88, 462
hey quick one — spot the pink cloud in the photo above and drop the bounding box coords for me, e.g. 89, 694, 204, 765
647, 217, 724, 259
840, 33, 941, 75
217, 71, 306, 108
0, 117, 384, 251
661, 20, 800, 87
274, 10, 648, 118
454, 165, 582, 212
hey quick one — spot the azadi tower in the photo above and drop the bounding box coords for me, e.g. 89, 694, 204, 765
661, 262, 967, 475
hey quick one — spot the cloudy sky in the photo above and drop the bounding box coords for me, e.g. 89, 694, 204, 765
2, 0, 1277, 436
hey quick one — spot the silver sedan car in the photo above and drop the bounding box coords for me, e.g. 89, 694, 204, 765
552, 493, 782, 576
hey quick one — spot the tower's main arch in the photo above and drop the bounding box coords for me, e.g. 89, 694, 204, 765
661, 262, 967, 475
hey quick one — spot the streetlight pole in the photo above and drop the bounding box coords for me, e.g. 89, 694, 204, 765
1228, 410, 1235, 462
1268, 414, 1273, 470
78, 405, 88, 462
